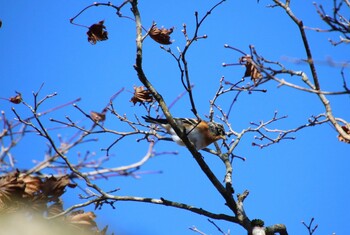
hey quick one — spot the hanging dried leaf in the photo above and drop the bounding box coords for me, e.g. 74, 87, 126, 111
87, 20, 108, 45
239, 55, 263, 84
41, 175, 76, 202
9, 92, 22, 104
68, 211, 97, 229
130, 86, 153, 105
0, 20, 2, 28
338, 125, 350, 143
90, 111, 106, 123
149, 26, 174, 45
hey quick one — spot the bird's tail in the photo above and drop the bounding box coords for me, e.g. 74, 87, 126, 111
142, 116, 168, 125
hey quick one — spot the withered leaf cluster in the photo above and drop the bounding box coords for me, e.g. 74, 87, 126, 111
0, 170, 109, 234
239, 55, 263, 84
338, 125, 350, 143
149, 26, 174, 45
130, 86, 153, 105
0, 170, 75, 212
87, 20, 108, 45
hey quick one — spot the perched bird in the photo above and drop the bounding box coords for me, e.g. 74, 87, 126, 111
142, 116, 226, 150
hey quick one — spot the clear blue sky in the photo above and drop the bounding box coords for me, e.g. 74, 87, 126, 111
0, 1, 349, 235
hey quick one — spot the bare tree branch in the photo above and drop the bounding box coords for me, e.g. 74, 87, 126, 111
272, 0, 320, 90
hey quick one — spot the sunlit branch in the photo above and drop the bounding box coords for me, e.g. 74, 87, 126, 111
82, 141, 155, 178
189, 226, 207, 235
267, 72, 350, 95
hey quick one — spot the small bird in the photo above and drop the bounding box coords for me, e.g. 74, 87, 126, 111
142, 116, 226, 150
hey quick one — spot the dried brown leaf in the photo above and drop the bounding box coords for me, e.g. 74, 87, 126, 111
338, 125, 350, 143
0, 171, 48, 213
41, 175, 76, 202
0, 170, 25, 206
68, 211, 97, 229
19, 174, 48, 212
90, 111, 106, 123
130, 86, 153, 105
239, 55, 263, 84
9, 92, 22, 104
149, 26, 174, 45
18, 175, 41, 197
87, 20, 108, 45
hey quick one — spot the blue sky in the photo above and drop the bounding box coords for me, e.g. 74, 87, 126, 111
1, 1, 349, 235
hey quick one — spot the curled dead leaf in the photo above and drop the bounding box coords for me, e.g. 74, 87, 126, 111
87, 20, 108, 45
338, 125, 350, 143
0, 170, 25, 207
90, 111, 106, 123
9, 92, 22, 104
41, 175, 76, 202
130, 86, 153, 105
68, 210, 97, 229
149, 26, 174, 45
239, 55, 263, 85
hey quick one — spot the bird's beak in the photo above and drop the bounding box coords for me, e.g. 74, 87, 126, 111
221, 135, 227, 140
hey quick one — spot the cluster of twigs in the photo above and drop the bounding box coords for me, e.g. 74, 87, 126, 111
310, 0, 350, 46
1, 0, 349, 235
